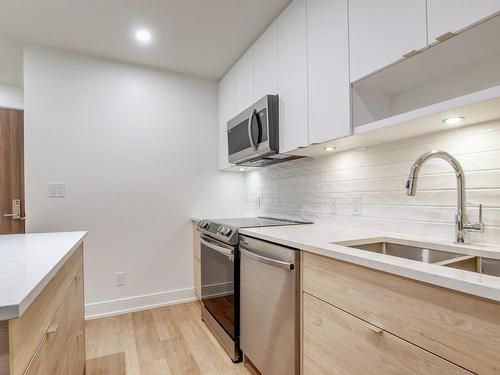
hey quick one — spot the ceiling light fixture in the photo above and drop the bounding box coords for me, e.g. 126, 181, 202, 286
324, 146, 335, 152
135, 28, 152, 44
442, 116, 465, 125
239, 167, 245, 172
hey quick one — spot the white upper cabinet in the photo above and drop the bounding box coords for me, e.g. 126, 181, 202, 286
218, 69, 235, 170
427, 0, 500, 42
307, 0, 351, 144
348, 0, 427, 82
253, 21, 279, 102
278, 0, 309, 153
234, 49, 254, 112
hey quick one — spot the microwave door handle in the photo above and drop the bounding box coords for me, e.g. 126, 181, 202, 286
248, 109, 259, 151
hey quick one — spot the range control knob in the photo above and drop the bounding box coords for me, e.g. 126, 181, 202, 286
199, 221, 209, 229
223, 228, 232, 236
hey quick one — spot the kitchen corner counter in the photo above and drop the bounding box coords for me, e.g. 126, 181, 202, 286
239, 224, 500, 303
0, 231, 87, 320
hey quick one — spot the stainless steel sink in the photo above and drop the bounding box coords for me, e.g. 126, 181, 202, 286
442, 255, 500, 277
338, 240, 465, 264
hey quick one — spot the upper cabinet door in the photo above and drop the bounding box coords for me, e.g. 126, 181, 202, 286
234, 49, 254, 112
218, 69, 235, 170
307, 0, 351, 144
278, 0, 309, 153
253, 21, 279, 102
348, 0, 427, 82
427, 0, 500, 42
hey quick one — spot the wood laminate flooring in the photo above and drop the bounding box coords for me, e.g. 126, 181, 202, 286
85, 301, 255, 375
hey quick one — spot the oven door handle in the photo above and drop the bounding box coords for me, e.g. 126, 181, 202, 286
240, 248, 294, 271
200, 237, 234, 258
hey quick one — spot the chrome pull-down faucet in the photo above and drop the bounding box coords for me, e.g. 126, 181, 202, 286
405, 150, 485, 243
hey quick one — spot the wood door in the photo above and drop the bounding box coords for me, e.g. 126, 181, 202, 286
348, 0, 427, 82
0, 108, 25, 234
427, 0, 500, 42
307, 0, 351, 144
218, 70, 235, 170
278, 0, 309, 152
253, 20, 278, 101
303, 292, 472, 375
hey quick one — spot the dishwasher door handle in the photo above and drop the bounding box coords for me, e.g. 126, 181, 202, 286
240, 248, 294, 271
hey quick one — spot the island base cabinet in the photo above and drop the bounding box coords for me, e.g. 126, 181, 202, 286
303, 293, 472, 375
0, 245, 86, 375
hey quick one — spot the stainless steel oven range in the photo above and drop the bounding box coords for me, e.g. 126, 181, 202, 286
196, 216, 310, 363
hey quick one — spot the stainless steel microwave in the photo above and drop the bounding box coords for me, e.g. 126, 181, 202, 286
227, 95, 303, 167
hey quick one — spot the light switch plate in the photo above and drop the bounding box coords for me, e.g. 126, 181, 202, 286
48, 183, 65, 197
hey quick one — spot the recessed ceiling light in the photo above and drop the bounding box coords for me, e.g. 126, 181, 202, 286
358, 147, 368, 151
135, 28, 152, 44
442, 117, 465, 125
323, 146, 335, 152
239, 167, 245, 172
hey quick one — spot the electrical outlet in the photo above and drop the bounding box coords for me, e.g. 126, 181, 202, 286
352, 197, 362, 216
116, 272, 126, 286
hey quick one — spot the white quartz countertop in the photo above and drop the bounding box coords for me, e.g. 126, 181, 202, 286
240, 224, 500, 303
0, 231, 87, 320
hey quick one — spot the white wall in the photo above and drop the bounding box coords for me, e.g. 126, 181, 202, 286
0, 83, 23, 109
23, 46, 247, 318
246, 120, 500, 245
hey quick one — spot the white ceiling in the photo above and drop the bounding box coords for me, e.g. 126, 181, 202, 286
0, 0, 291, 85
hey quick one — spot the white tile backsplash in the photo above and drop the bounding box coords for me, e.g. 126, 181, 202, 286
245, 120, 500, 245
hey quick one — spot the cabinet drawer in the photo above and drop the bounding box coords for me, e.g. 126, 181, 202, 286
24, 299, 68, 375
303, 293, 471, 374
67, 321, 85, 375
302, 251, 500, 374
10, 245, 83, 375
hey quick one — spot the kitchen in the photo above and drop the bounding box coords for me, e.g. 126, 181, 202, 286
1, 0, 500, 374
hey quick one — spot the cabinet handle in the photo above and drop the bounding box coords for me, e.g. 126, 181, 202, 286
362, 320, 383, 334
435, 31, 456, 42
77, 330, 84, 337
75, 274, 82, 280
47, 323, 58, 334
402, 50, 419, 59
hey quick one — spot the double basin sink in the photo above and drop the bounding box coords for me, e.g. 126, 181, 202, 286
335, 239, 500, 277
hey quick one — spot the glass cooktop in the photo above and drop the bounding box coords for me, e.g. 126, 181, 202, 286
209, 217, 311, 229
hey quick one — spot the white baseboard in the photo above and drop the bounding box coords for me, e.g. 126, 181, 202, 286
85, 287, 197, 320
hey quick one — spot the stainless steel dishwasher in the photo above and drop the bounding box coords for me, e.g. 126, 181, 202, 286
239, 235, 299, 375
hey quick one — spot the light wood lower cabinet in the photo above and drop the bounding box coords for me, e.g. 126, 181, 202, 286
302, 251, 500, 374
0, 245, 86, 375
303, 293, 471, 374
192, 221, 201, 299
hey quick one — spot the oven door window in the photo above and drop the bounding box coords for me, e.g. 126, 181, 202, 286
201, 236, 238, 339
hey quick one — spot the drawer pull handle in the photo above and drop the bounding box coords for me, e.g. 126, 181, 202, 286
363, 321, 383, 334
436, 31, 456, 42
402, 50, 419, 58
47, 323, 58, 334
